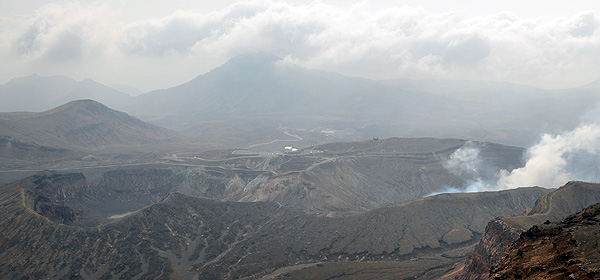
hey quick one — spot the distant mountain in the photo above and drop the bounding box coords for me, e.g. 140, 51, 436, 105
0, 99, 178, 150
2, 55, 598, 147
381, 79, 554, 106
0, 74, 131, 112
131, 53, 599, 147
0, 171, 550, 279
132, 52, 414, 119
583, 79, 600, 91
108, 84, 144, 96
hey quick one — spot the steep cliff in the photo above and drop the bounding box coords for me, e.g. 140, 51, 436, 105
490, 202, 600, 279
451, 181, 600, 279
453, 219, 524, 280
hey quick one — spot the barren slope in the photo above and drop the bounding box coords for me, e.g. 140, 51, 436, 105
0, 172, 550, 279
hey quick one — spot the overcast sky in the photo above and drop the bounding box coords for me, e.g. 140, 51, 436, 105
1, 0, 599, 92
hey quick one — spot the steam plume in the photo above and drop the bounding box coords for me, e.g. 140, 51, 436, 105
496, 123, 600, 189
437, 123, 600, 195
444, 142, 481, 179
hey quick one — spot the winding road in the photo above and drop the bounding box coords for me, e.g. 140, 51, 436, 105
246, 131, 303, 149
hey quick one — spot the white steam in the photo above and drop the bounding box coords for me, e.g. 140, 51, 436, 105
496, 123, 600, 189
444, 143, 481, 179
432, 142, 494, 195
436, 123, 600, 195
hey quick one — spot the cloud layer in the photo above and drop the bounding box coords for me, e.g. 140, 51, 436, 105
1, 1, 599, 91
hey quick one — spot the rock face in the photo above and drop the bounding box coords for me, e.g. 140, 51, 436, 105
453, 181, 600, 280
456, 219, 524, 280
20, 173, 88, 225
490, 202, 600, 279
0, 172, 550, 279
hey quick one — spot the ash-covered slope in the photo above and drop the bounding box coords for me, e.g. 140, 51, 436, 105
503, 181, 600, 229
0, 136, 526, 217
0, 136, 73, 167
0, 172, 550, 280
0, 74, 131, 112
490, 202, 600, 279
0, 99, 179, 150
237, 138, 524, 215
452, 181, 600, 280
84, 137, 521, 217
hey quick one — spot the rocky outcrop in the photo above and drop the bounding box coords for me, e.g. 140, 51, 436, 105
456, 219, 524, 280
452, 181, 600, 280
490, 202, 600, 279
20, 172, 88, 225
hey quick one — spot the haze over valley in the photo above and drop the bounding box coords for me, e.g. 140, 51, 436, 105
2, 1, 600, 279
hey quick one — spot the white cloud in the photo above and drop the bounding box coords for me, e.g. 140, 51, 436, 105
1, 1, 599, 91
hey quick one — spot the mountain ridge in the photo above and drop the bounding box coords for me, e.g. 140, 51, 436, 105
127, 53, 599, 147
3, 54, 599, 147
0, 74, 132, 112
0, 99, 179, 151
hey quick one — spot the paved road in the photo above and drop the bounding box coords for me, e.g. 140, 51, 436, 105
246, 131, 303, 149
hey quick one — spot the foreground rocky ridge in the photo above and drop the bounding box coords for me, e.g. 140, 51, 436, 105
490, 202, 600, 279
0, 172, 550, 279
452, 181, 600, 279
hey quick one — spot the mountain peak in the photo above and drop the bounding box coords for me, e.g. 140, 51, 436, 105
583, 79, 600, 90
176, 52, 284, 89
1, 74, 132, 113
6, 74, 73, 85
213, 52, 282, 74
0, 99, 177, 149
40, 99, 111, 117
227, 52, 281, 65
62, 99, 107, 107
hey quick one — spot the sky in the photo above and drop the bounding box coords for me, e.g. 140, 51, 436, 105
1, 0, 599, 92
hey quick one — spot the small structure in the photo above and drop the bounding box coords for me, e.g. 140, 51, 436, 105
283, 146, 300, 154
